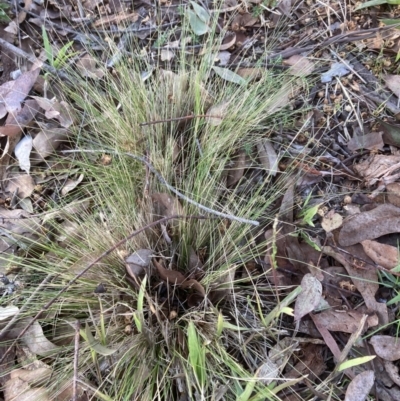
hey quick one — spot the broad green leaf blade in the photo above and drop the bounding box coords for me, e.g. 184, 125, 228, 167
187, 9, 209, 36
190, 1, 210, 23
85, 324, 118, 356
338, 355, 376, 371
212, 66, 247, 85
355, 0, 388, 10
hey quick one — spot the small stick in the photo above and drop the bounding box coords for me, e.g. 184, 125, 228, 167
139, 114, 221, 126
72, 321, 81, 401
62, 149, 260, 226
0, 215, 204, 366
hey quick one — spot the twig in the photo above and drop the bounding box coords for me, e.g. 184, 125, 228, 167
140, 114, 220, 126
0, 215, 203, 366
72, 320, 81, 401
62, 149, 260, 226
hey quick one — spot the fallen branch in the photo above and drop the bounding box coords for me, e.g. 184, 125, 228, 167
63, 149, 260, 226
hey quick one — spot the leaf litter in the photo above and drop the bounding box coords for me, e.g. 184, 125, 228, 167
2, 0, 400, 399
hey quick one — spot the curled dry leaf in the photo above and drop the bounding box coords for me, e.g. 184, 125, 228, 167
76, 54, 105, 79
256, 358, 279, 385
61, 174, 84, 196
257, 139, 278, 176
361, 240, 399, 269
21, 320, 58, 357
385, 74, 400, 97
344, 370, 374, 401
6, 174, 35, 198
339, 204, 400, 246
4, 367, 51, 401
283, 55, 315, 77
125, 249, 153, 279
0, 99, 40, 137
14, 135, 33, 174
154, 259, 205, 296
321, 210, 343, 232
370, 335, 400, 361
31, 126, 69, 164
205, 100, 230, 126
294, 273, 322, 321
353, 154, 400, 187
0, 68, 40, 119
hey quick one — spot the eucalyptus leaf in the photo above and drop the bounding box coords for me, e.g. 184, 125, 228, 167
187, 9, 209, 36
355, 0, 388, 10
190, 1, 210, 23
212, 66, 247, 85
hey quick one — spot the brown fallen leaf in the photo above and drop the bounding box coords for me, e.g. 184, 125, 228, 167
226, 149, 246, 187
353, 154, 400, 187
4, 367, 51, 401
205, 100, 230, 126
322, 245, 389, 325
386, 182, 400, 207
283, 55, 315, 77
339, 203, 400, 246
21, 320, 58, 357
370, 335, 400, 361
321, 210, 343, 232
257, 139, 278, 176
0, 67, 40, 119
344, 370, 374, 401
361, 240, 399, 269
294, 274, 322, 321
312, 309, 377, 333
151, 192, 184, 219
153, 259, 205, 296
6, 174, 35, 199
347, 131, 384, 152
0, 99, 40, 137
125, 249, 153, 279
385, 74, 400, 97
384, 360, 400, 387
31, 125, 69, 164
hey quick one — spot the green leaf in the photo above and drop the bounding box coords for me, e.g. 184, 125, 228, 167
381, 18, 400, 27
387, 291, 400, 306
187, 9, 209, 36
212, 66, 247, 85
299, 203, 322, 227
187, 321, 206, 387
387, 0, 400, 3
53, 40, 74, 69
42, 26, 54, 67
355, 0, 388, 10
338, 355, 376, 371
85, 324, 118, 356
190, 1, 210, 23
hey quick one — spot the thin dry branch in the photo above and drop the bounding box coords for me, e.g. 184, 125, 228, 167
63, 149, 260, 226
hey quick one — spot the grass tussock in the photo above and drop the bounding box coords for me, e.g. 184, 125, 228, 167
0, 20, 317, 401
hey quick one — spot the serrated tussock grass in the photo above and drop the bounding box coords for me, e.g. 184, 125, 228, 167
0, 18, 318, 401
